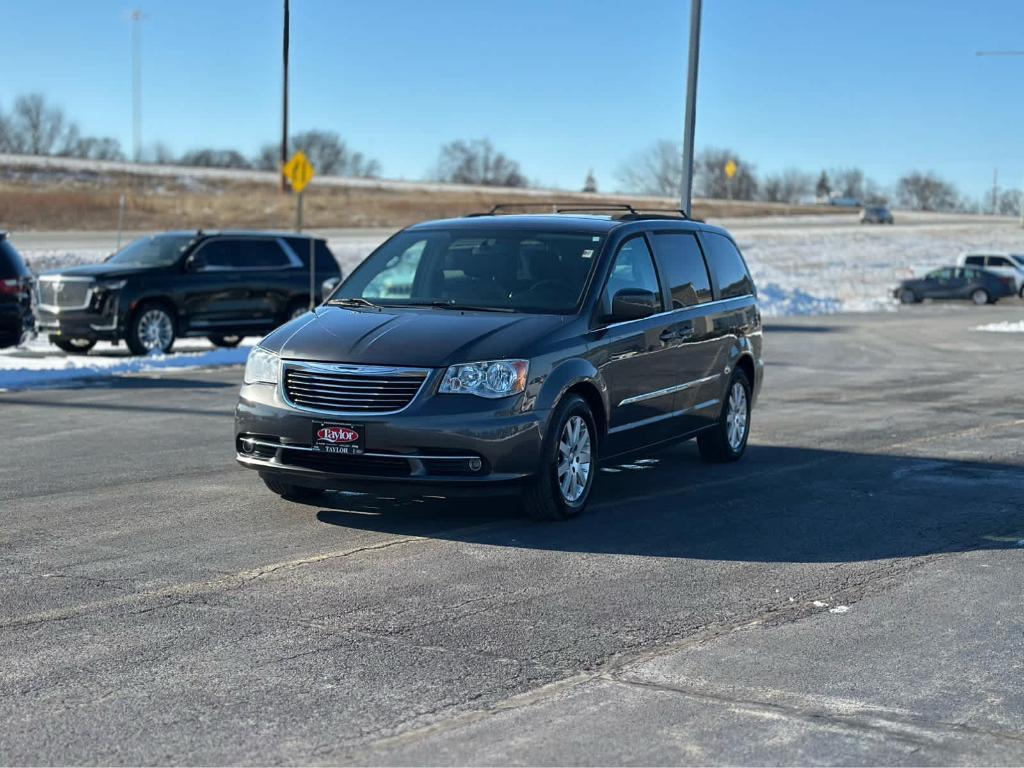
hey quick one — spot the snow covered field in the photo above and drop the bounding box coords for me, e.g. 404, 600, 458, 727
3, 215, 1021, 390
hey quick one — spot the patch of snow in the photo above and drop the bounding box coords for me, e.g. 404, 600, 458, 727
0, 336, 252, 390
974, 320, 1024, 333
828, 605, 850, 614
812, 600, 829, 608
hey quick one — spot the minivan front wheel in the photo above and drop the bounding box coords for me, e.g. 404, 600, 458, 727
698, 370, 751, 463
523, 394, 596, 520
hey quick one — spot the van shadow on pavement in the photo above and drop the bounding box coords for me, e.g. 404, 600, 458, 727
314, 442, 1024, 564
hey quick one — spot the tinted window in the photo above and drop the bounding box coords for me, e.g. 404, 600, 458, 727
651, 233, 712, 308
606, 236, 662, 308
927, 268, 953, 280
236, 239, 290, 268
196, 239, 242, 269
987, 256, 1011, 267
284, 237, 340, 275
0, 239, 30, 278
702, 232, 753, 299
964, 255, 984, 266
337, 228, 604, 314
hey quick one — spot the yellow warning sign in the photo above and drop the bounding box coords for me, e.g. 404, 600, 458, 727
283, 151, 315, 193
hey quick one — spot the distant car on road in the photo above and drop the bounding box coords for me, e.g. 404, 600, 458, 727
235, 206, 763, 520
860, 206, 894, 225
0, 232, 34, 349
958, 252, 1024, 297
35, 230, 340, 355
895, 266, 1014, 306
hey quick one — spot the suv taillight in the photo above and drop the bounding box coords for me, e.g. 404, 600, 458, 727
0, 279, 20, 296
1000, 277, 1015, 288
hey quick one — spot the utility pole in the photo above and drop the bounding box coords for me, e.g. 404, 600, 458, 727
280, 0, 290, 192
130, 9, 145, 163
976, 49, 1024, 226
679, 0, 702, 216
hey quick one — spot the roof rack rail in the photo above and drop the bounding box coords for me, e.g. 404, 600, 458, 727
465, 202, 695, 220
467, 201, 570, 216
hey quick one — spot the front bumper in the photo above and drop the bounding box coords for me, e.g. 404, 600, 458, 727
235, 378, 550, 491
35, 303, 120, 341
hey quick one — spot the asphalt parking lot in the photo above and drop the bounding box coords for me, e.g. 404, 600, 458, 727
2, 305, 1023, 765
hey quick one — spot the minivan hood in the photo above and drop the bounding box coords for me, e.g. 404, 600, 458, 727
264, 306, 570, 368
39, 263, 161, 280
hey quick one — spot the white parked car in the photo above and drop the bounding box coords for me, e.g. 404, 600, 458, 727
958, 253, 1024, 297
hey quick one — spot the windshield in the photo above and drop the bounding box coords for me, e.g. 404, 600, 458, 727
107, 234, 194, 267
333, 228, 605, 314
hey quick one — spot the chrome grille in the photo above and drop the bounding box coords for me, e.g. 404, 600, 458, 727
282, 362, 428, 414
38, 278, 92, 309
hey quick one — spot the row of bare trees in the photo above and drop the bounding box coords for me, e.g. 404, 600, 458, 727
0, 94, 125, 160
614, 140, 980, 213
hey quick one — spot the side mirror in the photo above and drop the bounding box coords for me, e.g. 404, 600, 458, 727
607, 288, 660, 322
320, 276, 341, 301
185, 254, 204, 272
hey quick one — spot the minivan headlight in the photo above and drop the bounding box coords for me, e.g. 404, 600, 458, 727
244, 346, 280, 385
439, 360, 529, 398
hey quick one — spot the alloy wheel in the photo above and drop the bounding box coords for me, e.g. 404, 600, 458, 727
137, 308, 173, 352
726, 381, 749, 452
556, 414, 592, 504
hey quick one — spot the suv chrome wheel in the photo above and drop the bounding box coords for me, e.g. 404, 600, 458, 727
137, 308, 174, 352
726, 380, 749, 452
557, 415, 592, 503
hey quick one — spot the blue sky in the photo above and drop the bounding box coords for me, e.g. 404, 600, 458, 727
3, 0, 1024, 200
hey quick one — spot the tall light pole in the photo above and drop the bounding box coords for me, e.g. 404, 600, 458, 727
280, 0, 290, 192
976, 49, 1024, 227
130, 10, 145, 163
680, 0, 702, 216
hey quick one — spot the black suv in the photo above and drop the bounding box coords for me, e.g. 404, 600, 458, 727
36, 230, 340, 355
235, 207, 762, 519
0, 232, 34, 348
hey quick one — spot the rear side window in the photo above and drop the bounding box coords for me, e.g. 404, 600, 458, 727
702, 232, 753, 299
651, 233, 712, 308
285, 237, 339, 274
964, 256, 984, 266
606, 236, 663, 309
0, 239, 30, 278
987, 256, 1011, 267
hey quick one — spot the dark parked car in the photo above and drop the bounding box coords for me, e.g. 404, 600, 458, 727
35, 230, 340, 355
235, 207, 763, 519
0, 232, 34, 349
860, 205, 894, 224
895, 266, 1014, 306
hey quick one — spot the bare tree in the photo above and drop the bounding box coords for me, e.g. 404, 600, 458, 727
179, 148, 252, 169
997, 188, 1020, 216
896, 171, 958, 211
759, 168, 813, 203
435, 139, 527, 187
582, 169, 598, 193
815, 171, 831, 201
62, 135, 125, 161
616, 140, 681, 197
7, 94, 74, 155
254, 132, 380, 177
694, 148, 757, 200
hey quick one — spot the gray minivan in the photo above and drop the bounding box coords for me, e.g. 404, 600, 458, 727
235, 206, 763, 519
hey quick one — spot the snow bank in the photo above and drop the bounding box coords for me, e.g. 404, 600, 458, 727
974, 320, 1024, 333
0, 338, 251, 390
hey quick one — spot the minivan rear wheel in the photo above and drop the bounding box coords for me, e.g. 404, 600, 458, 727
698, 369, 752, 463
971, 288, 990, 306
523, 394, 596, 521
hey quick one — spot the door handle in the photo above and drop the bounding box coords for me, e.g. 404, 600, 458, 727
660, 326, 694, 342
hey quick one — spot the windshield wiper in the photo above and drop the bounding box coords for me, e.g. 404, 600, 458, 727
414, 300, 515, 313
328, 297, 378, 308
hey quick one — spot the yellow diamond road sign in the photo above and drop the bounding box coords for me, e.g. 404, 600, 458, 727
283, 151, 315, 193
724, 159, 738, 179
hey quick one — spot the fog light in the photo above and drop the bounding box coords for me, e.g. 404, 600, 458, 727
241, 438, 256, 453
468, 458, 482, 472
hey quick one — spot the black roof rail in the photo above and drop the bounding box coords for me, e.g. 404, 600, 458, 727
467, 201, 570, 216
614, 207, 692, 221
465, 202, 698, 221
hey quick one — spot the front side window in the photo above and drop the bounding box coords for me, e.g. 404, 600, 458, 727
651, 232, 712, 308
335, 228, 605, 313
702, 232, 753, 299
927, 268, 953, 280
964, 256, 984, 266
605, 236, 663, 307
195, 240, 242, 270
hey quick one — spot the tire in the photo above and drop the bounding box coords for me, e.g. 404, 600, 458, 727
698, 369, 752, 463
522, 394, 596, 521
898, 289, 917, 305
125, 302, 176, 355
208, 334, 243, 347
261, 475, 325, 502
51, 336, 96, 354
1018, 284, 1024, 299
970, 288, 989, 306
